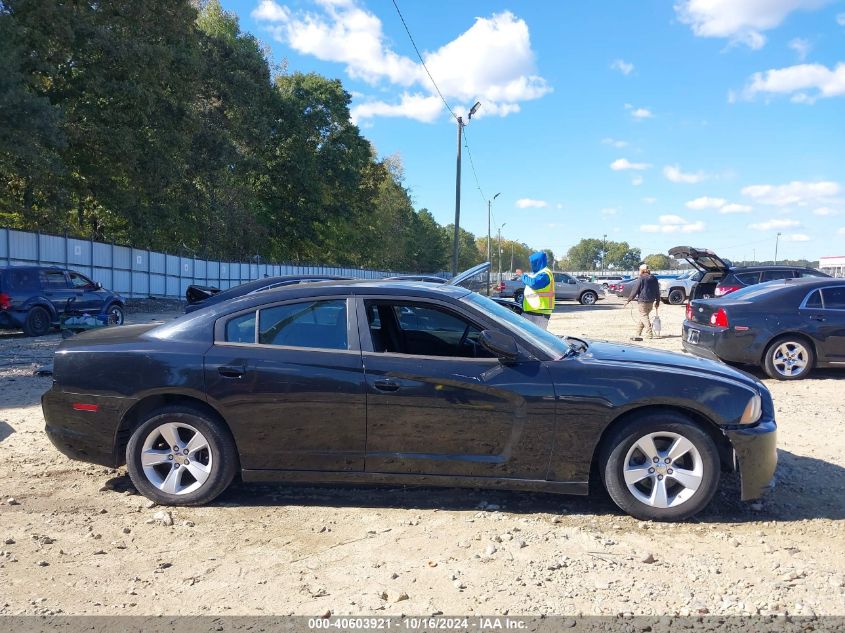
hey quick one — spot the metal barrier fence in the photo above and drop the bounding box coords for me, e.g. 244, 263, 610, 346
0, 228, 448, 299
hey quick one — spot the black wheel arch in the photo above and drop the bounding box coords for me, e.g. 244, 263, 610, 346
26, 300, 58, 322
114, 393, 238, 467
588, 404, 735, 492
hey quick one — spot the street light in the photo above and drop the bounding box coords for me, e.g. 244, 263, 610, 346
774, 232, 782, 264
497, 222, 507, 280
487, 192, 501, 295
451, 101, 482, 277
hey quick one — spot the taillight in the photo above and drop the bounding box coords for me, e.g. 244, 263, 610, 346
710, 308, 729, 328
715, 285, 740, 297
497, 282, 505, 292
0, 293, 10, 310
686, 303, 693, 321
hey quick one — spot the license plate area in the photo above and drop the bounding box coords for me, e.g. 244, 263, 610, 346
687, 328, 700, 344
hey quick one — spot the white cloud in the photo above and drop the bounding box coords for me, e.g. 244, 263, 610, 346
741, 180, 841, 206
720, 203, 753, 214
600, 207, 618, 216
685, 196, 726, 210
515, 198, 548, 209
740, 62, 845, 103
836, 12, 845, 25
611, 59, 634, 75
642, 197, 657, 204
674, 0, 830, 50
632, 176, 644, 186
601, 137, 628, 148
783, 233, 811, 241
813, 206, 840, 216
350, 93, 443, 124
253, 1, 551, 123
610, 158, 651, 171
748, 218, 801, 230
625, 104, 654, 120
664, 164, 708, 184
788, 37, 812, 61
641, 215, 705, 233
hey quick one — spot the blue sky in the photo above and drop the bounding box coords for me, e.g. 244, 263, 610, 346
222, 0, 845, 263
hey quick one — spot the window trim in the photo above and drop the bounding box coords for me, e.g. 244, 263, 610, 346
799, 286, 845, 311
213, 296, 358, 352
355, 295, 519, 361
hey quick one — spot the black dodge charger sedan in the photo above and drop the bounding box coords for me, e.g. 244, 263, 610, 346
42, 280, 777, 521
683, 277, 845, 380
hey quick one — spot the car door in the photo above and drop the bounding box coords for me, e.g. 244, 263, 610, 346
204, 297, 367, 472
357, 297, 556, 480
554, 273, 576, 300
39, 269, 79, 314
67, 271, 103, 312
801, 286, 845, 362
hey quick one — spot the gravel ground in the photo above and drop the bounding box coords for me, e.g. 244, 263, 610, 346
1, 297, 843, 617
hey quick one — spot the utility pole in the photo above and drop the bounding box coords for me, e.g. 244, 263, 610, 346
774, 232, 781, 264
601, 234, 607, 276
451, 101, 482, 277
487, 192, 501, 295
510, 242, 514, 273
497, 223, 507, 281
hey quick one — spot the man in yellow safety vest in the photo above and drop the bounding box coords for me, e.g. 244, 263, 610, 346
521, 251, 555, 330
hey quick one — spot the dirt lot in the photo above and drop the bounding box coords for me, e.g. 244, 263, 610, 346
1, 297, 843, 617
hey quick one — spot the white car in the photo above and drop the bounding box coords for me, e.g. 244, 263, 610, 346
658, 270, 703, 305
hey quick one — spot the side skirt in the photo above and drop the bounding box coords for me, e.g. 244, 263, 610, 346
241, 469, 588, 496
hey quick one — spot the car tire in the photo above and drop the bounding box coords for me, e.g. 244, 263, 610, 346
126, 406, 238, 506
23, 306, 52, 337
600, 411, 720, 521
667, 288, 686, 305
762, 336, 814, 381
579, 290, 598, 305
513, 290, 524, 306
106, 303, 125, 325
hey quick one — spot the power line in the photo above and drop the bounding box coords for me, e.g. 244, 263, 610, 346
390, 0, 458, 121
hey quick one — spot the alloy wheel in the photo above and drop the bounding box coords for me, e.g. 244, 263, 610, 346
622, 431, 703, 509
772, 341, 809, 377
140, 422, 213, 495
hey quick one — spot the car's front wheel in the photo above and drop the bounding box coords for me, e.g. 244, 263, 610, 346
667, 288, 686, 305
126, 406, 238, 506
106, 303, 125, 325
580, 290, 598, 305
23, 306, 52, 337
763, 336, 814, 380
513, 290, 524, 306
601, 412, 720, 521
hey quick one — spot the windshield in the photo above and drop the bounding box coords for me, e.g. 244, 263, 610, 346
462, 293, 569, 359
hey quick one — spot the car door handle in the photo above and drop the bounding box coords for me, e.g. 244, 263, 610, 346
810, 315, 826, 322
218, 365, 245, 379
373, 380, 400, 392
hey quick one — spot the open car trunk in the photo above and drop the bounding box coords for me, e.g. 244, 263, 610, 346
668, 246, 731, 300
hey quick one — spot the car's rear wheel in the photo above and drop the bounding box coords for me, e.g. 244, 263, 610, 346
763, 336, 814, 380
580, 290, 598, 305
23, 306, 52, 337
106, 303, 124, 325
126, 406, 238, 506
668, 288, 686, 305
601, 412, 720, 521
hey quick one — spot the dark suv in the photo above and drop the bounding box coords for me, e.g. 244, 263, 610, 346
669, 246, 829, 299
0, 266, 124, 336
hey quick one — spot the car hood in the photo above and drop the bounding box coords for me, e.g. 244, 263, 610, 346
581, 340, 761, 389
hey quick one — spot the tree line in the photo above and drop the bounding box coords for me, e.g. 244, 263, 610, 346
0, 0, 535, 273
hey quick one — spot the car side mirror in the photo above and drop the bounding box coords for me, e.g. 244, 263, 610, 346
95, 281, 102, 289
479, 330, 519, 362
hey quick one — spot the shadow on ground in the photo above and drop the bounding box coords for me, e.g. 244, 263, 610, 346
103, 449, 843, 524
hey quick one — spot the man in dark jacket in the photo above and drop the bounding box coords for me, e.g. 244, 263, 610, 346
624, 263, 660, 341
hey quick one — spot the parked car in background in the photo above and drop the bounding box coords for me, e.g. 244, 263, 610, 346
498, 272, 605, 305
384, 274, 447, 284
185, 275, 352, 313
44, 277, 776, 521
669, 246, 829, 300
682, 277, 845, 380
0, 266, 124, 336
659, 270, 703, 305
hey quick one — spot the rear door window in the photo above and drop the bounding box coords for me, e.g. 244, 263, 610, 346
258, 300, 348, 349
804, 290, 822, 308
761, 270, 794, 282
821, 287, 845, 310
40, 270, 69, 288
735, 272, 761, 285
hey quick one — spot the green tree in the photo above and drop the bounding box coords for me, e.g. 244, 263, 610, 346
605, 241, 641, 269
643, 253, 672, 271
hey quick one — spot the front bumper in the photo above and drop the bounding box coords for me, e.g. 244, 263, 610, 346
725, 419, 778, 501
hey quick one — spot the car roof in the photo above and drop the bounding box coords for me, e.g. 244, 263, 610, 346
729, 265, 823, 273
0, 265, 65, 272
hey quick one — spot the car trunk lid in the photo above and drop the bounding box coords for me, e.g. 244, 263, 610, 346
668, 246, 731, 273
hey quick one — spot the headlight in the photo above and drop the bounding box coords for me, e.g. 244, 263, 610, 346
739, 394, 762, 424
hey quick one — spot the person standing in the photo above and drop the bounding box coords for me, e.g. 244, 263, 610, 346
625, 263, 660, 341
521, 252, 555, 330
